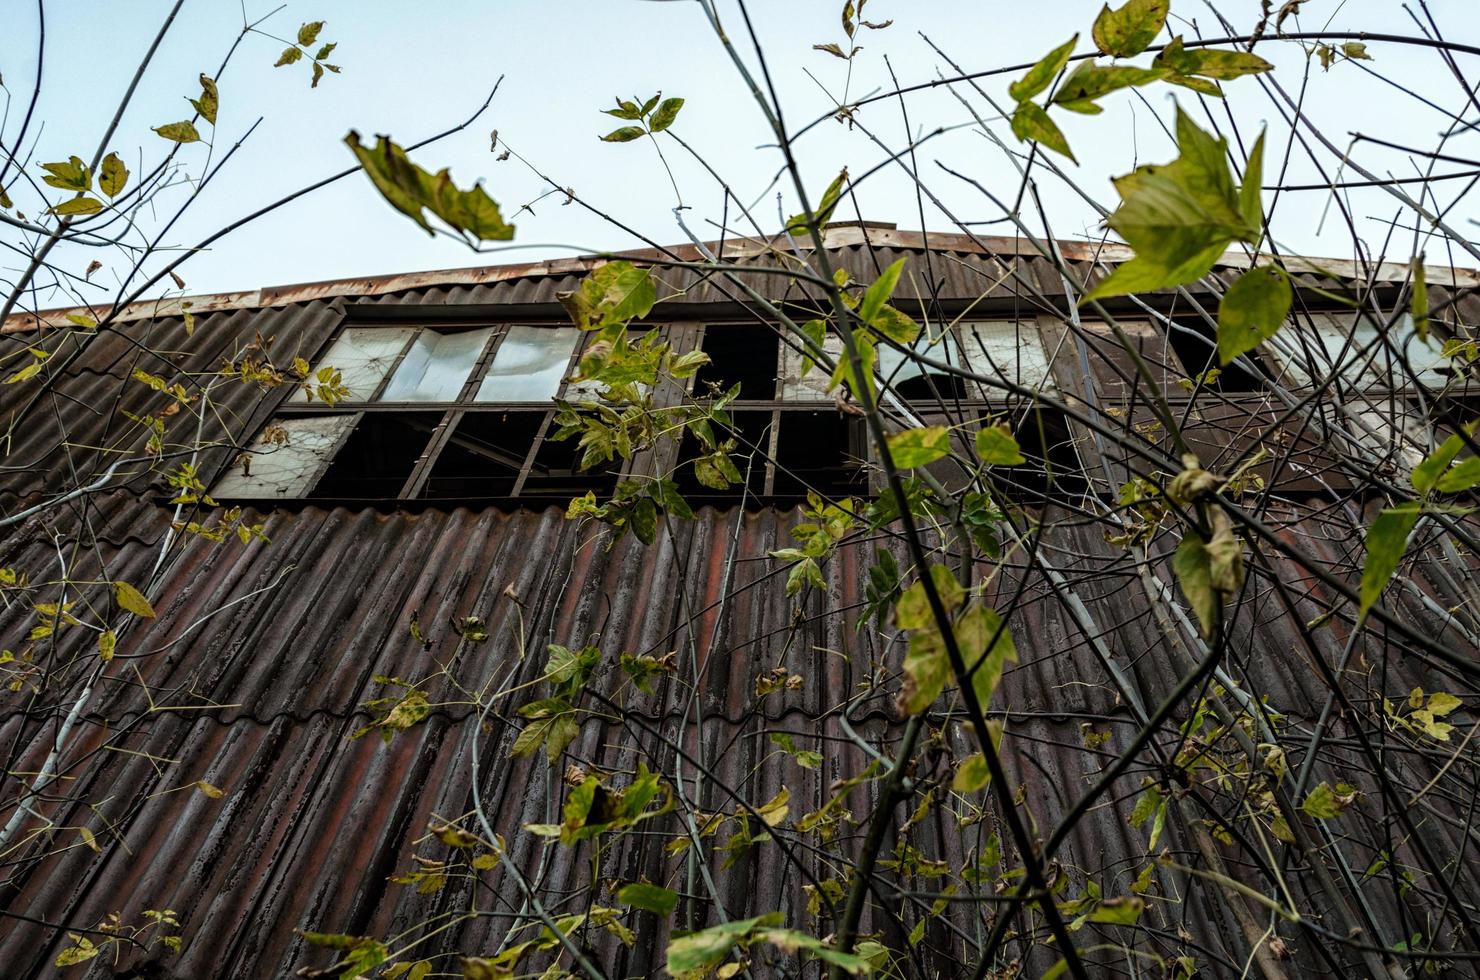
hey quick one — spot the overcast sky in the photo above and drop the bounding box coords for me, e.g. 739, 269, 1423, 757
5, 0, 1478, 302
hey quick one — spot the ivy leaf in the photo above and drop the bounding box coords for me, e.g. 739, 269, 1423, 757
99, 152, 130, 198
190, 74, 219, 126
1173, 533, 1217, 638
153, 121, 201, 144
1010, 101, 1075, 161
1008, 35, 1078, 103
1091, 0, 1169, 58
114, 581, 157, 619
1359, 502, 1421, 622
976, 423, 1025, 465
618, 882, 679, 916
49, 196, 104, 217
55, 936, 100, 967
600, 126, 647, 143
886, 426, 951, 468
649, 97, 685, 133
785, 167, 848, 235
40, 156, 91, 192
1217, 264, 1291, 364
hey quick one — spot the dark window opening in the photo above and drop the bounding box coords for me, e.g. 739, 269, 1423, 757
421, 411, 544, 499
519, 420, 621, 499
1166, 317, 1266, 392
311, 412, 441, 500
894, 371, 969, 403
694, 325, 779, 400
772, 411, 871, 501
671, 410, 772, 503
999, 407, 1089, 499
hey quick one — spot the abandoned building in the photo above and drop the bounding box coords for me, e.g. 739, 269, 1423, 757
0, 224, 1477, 978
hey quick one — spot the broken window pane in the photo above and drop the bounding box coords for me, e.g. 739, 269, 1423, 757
779, 333, 843, 401
212, 415, 356, 498
380, 327, 494, 401
878, 328, 969, 401
958, 321, 1055, 396
312, 326, 415, 401
474, 326, 579, 402
1270, 313, 1447, 390
310, 412, 441, 499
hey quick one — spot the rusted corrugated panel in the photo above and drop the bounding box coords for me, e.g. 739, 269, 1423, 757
0, 493, 1474, 977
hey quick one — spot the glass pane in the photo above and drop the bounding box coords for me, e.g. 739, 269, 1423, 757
312, 327, 415, 401
780, 334, 843, 401
380, 327, 494, 402
959, 321, 1055, 394
1275, 314, 1445, 389
474, 326, 579, 402
212, 415, 356, 498
877, 328, 969, 401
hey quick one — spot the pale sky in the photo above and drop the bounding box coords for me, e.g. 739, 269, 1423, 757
4, 0, 1477, 303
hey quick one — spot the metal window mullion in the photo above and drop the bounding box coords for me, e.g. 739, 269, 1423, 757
303, 410, 365, 495
400, 409, 461, 499
366, 327, 424, 402
510, 409, 555, 497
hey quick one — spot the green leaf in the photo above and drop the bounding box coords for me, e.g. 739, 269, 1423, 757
894, 564, 965, 629
99, 629, 116, 662
601, 126, 647, 143
952, 752, 991, 792
558, 260, 656, 330
1088, 896, 1145, 925
869, 304, 920, 345
1050, 62, 1164, 115
298, 20, 325, 46
1081, 108, 1257, 303
1173, 533, 1217, 638
886, 425, 951, 468
41, 156, 90, 192
957, 605, 1017, 708
55, 936, 100, 967
1301, 781, 1340, 819
619, 882, 679, 916
785, 168, 848, 235
1238, 129, 1266, 233
99, 152, 129, 198
315, 42, 338, 60
1217, 264, 1291, 364
1010, 101, 1075, 161
344, 132, 514, 241
649, 97, 685, 132
1359, 502, 1422, 621
274, 46, 303, 67
1092, 0, 1169, 58
665, 913, 783, 977
1436, 457, 1480, 494
191, 74, 219, 126
1412, 258, 1430, 343
1009, 35, 1078, 103
49, 196, 104, 217
1411, 427, 1473, 493
858, 257, 907, 325
898, 629, 949, 715
114, 581, 157, 619
604, 98, 643, 120
153, 121, 201, 144
975, 424, 1025, 465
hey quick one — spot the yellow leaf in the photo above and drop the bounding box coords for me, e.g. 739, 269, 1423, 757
98, 630, 116, 662
114, 581, 156, 618
195, 780, 224, 799
78, 826, 100, 852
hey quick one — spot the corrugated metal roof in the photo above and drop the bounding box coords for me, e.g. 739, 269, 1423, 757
0, 492, 1474, 977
